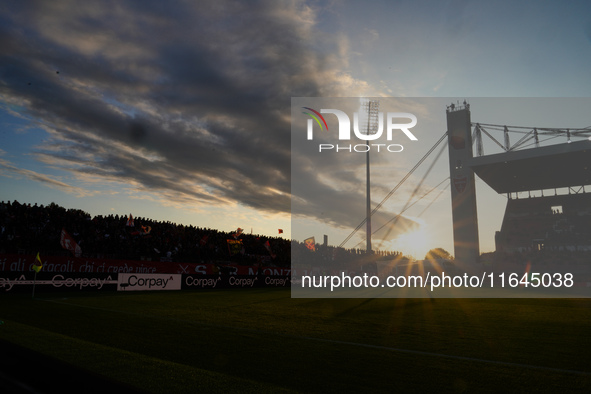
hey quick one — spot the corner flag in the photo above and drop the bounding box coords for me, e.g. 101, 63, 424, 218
32, 252, 43, 273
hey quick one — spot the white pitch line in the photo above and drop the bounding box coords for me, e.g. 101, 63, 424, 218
41, 298, 591, 377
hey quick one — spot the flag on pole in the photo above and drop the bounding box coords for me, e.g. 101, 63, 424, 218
31, 252, 43, 299
232, 227, 243, 239
264, 240, 276, 258
60, 228, 82, 257
304, 237, 316, 252
32, 252, 43, 273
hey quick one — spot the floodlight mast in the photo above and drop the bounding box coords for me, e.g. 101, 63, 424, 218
362, 99, 380, 254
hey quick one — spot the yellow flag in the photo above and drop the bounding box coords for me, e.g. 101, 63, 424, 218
32, 252, 43, 273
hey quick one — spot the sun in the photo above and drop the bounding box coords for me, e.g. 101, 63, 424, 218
391, 225, 431, 259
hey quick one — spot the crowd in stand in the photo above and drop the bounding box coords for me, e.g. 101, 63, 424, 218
0, 200, 401, 269
291, 240, 404, 271
0, 200, 291, 267
7, 200, 587, 271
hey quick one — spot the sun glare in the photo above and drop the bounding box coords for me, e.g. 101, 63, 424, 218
392, 226, 431, 259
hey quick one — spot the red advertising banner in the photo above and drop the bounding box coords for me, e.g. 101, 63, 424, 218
0, 254, 291, 276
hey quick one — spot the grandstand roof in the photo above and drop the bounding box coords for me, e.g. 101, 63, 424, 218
467, 139, 591, 193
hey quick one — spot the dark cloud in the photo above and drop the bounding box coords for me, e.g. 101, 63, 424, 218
0, 0, 403, 235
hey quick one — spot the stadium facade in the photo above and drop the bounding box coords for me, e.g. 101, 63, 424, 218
447, 103, 591, 263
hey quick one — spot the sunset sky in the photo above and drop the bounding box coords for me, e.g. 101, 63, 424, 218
1, 0, 590, 257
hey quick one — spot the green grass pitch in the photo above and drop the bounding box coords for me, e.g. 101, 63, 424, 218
1, 289, 591, 393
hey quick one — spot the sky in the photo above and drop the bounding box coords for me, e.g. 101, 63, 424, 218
1, 0, 590, 258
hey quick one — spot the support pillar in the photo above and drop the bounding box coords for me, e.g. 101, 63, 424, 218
447, 104, 480, 265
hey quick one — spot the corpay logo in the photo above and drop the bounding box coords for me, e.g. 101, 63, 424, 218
118, 273, 181, 291
303, 107, 418, 153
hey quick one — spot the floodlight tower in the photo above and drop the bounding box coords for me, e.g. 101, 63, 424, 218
361, 99, 380, 254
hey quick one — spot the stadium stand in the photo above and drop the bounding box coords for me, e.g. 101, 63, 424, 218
0, 200, 399, 271
496, 193, 591, 253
